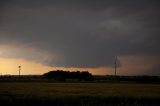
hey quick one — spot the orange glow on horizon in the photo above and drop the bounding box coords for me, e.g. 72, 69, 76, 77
0, 57, 114, 75
0, 55, 156, 75
0, 58, 54, 75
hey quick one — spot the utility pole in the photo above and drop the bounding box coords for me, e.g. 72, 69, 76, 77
18, 66, 21, 79
115, 56, 117, 76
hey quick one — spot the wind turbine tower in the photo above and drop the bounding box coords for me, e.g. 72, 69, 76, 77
18, 66, 21, 79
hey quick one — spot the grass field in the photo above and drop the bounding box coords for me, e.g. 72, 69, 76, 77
0, 82, 160, 105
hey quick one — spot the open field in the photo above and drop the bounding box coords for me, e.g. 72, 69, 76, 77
0, 82, 160, 106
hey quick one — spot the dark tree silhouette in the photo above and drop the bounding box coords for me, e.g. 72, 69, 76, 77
43, 70, 94, 81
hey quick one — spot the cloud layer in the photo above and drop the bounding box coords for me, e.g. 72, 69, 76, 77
0, 0, 160, 72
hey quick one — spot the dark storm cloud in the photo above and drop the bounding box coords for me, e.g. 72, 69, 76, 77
0, 0, 160, 68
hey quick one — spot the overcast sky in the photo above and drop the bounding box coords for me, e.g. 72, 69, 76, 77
0, 0, 160, 75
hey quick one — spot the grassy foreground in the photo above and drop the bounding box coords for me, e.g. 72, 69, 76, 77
0, 82, 160, 106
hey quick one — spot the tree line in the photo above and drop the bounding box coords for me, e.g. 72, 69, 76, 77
43, 70, 94, 81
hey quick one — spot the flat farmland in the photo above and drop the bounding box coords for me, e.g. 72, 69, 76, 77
0, 82, 160, 106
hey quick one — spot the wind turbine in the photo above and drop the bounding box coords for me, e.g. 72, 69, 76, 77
18, 66, 21, 79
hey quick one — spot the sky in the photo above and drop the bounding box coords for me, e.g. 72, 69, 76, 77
0, 0, 160, 75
